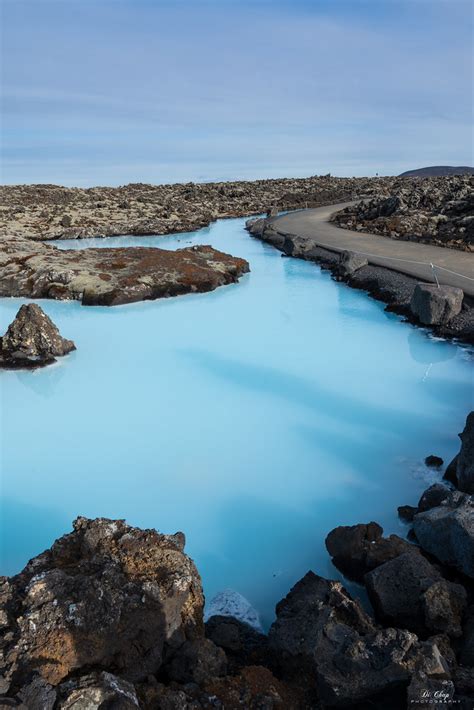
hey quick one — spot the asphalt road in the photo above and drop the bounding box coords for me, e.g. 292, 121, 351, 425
270, 202, 474, 297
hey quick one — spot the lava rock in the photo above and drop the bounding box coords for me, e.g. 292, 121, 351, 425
456, 412, 474, 494
365, 552, 466, 637
0, 517, 204, 694
0, 303, 75, 368
325, 522, 419, 582
57, 672, 139, 709
205, 615, 268, 672
418, 483, 451, 512
398, 505, 418, 522
413, 492, 474, 578
164, 638, 227, 685
421, 580, 467, 637
337, 250, 368, 276
445, 454, 459, 486
425, 455, 444, 468
410, 283, 464, 325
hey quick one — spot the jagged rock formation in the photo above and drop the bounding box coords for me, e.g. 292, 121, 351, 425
0, 303, 75, 368
333, 175, 474, 251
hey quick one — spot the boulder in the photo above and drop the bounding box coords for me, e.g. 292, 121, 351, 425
164, 638, 227, 685
269, 572, 452, 707
425, 455, 444, 468
413, 492, 474, 578
0, 517, 204, 695
365, 552, 466, 637
245, 216, 267, 236
444, 454, 459, 486
325, 522, 419, 582
57, 672, 139, 709
410, 283, 463, 325
398, 505, 418, 522
421, 580, 467, 637
205, 615, 268, 671
266, 206, 279, 217
0, 303, 75, 368
337, 250, 368, 277
418, 483, 451, 512
456, 411, 474, 494
316, 631, 450, 708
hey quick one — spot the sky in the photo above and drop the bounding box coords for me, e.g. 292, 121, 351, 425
1, 0, 472, 186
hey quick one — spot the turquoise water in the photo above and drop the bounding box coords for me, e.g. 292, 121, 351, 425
1, 217, 472, 628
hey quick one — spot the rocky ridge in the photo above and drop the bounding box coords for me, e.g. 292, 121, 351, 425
1, 414, 473, 709
333, 175, 474, 251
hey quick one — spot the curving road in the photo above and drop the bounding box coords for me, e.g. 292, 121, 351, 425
269, 202, 474, 297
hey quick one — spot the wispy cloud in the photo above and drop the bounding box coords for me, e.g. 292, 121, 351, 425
1, 0, 472, 185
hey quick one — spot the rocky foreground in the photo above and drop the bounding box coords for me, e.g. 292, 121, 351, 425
1, 414, 473, 709
333, 175, 474, 252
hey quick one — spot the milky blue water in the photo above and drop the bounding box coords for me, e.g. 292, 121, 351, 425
1, 217, 472, 628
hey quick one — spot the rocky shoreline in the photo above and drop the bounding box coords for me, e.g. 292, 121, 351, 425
246, 216, 474, 345
1, 414, 472, 709
1, 175, 472, 309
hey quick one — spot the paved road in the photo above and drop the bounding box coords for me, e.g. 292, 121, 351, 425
270, 202, 474, 297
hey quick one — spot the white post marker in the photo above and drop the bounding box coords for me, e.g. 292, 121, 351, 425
430, 263, 440, 288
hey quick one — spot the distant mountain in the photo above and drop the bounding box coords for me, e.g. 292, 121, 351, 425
399, 166, 474, 177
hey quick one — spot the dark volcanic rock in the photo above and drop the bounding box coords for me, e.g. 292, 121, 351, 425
325, 522, 419, 582
57, 672, 139, 709
268, 571, 451, 707
398, 505, 418, 522
425, 455, 444, 468
410, 283, 464, 325
205, 615, 268, 671
456, 412, 474, 494
418, 483, 451, 512
0, 517, 204, 695
0, 303, 75, 368
413, 492, 474, 578
365, 552, 467, 637
164, 638, 227, 685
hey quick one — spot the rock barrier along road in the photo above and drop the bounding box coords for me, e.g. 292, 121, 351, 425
269, 202, 474, 297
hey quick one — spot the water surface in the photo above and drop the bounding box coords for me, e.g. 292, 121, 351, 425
1, 217, 472, 628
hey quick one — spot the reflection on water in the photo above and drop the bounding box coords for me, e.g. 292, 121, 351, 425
1, 216, 472, 628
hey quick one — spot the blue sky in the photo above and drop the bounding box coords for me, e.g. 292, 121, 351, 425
1, 0, 472, 185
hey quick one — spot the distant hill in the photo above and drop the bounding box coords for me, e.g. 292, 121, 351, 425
399, 166, 474, 177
